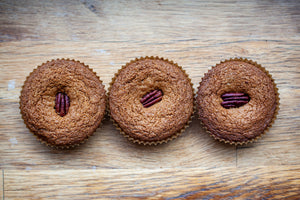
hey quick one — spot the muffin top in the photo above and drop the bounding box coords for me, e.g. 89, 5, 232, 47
20, 59, 106, 147
109, 57, 194, 143
197, 59, 279, 144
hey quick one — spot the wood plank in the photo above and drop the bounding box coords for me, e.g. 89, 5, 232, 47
4, 166, 300, 199
0, 116, 236, 170
1, 0, 299, 42
237, 123, 300, 166
1, 39, 299, 169
0, 170, 3, 200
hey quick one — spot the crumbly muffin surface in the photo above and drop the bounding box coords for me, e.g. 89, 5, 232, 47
197, 60, 278, 143
20, 59, 106, 147
109, 58, 194, 142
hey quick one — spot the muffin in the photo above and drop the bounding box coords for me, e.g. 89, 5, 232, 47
20, 59, 106, 148
108, 56, 194, 145
196, 58, 279, 145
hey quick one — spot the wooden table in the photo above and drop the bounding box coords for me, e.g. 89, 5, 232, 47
1, 0, 299, 199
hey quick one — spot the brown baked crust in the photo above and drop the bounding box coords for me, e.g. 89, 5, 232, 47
20, 59, 106, 147
197, 58, 279, 144
109, 57, 194, 143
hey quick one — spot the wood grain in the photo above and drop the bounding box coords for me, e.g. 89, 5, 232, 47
0, 170, 3, 200
1, 0, 299, 41
4, 166, 300, 199
0, 116, 237, 170
0, 0, 300, 199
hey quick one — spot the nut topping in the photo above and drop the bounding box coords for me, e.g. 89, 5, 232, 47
55, 92, 70, 117
221, 92, 250, 109
140, 89, 163, 108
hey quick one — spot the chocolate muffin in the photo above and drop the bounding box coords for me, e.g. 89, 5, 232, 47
20, 59, 106, 148
109, 56, 194, 145
196, 58, 279, 145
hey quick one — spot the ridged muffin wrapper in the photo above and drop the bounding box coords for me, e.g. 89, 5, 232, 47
108, 56, 195, 145
19, 58, 107, 149
197, 57, 280, 146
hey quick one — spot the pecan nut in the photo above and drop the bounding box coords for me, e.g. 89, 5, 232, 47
221, 92, 250, 109
55, 92, 70, 117
140, 89, 163, 108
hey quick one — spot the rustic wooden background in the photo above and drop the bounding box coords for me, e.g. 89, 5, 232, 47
1, 0, 300, 199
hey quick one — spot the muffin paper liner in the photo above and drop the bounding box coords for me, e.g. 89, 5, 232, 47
197, 57, 280, 146
19, 58, 107, 149
108, 56, 195, 145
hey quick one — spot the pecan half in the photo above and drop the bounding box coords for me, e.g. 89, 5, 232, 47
140, 89, 163, 108
221, 92, 250, 109
55, 92, 70, 117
